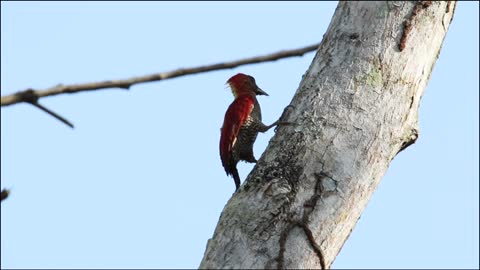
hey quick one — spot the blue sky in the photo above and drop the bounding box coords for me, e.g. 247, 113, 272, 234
1, 2, 478, 269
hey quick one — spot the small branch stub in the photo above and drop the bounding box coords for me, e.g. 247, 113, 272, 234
1, 188, 10, 202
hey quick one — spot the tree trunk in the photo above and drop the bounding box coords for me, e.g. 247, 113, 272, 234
200, 1, 456, 269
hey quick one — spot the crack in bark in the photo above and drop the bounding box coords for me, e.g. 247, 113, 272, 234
408, 95, 415, 110
399, 1, 433, 51
275, 220, 327, 270
296, 221, 326, 270
275, 173, 331, 269
276, 221, 295, 269
442, 1, 454, 31
445, 1, 452, 13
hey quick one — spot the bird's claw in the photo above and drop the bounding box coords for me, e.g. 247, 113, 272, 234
274, 121, 295, 132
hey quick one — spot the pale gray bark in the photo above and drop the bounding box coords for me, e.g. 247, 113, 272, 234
200, 1, 456, 269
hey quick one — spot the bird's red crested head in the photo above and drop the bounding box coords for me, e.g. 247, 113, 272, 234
227, 73, 269, 98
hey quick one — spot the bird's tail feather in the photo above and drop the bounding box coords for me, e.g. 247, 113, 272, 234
232, 168, 241, 191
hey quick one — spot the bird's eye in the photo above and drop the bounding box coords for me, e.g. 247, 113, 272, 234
248, 76, 255, 82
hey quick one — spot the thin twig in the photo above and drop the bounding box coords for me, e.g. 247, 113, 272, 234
399, 1, 432, 51
31, 102, 74, 128
1, 43, 320, 107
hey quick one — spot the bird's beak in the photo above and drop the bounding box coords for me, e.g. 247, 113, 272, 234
256, 87, 269, 96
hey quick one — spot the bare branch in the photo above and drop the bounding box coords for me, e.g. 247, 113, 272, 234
1, 43, 320, 107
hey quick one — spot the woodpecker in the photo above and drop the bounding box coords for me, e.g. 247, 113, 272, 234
220, 73, 279, 191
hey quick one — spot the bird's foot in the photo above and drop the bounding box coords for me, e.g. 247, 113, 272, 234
274, 120, 296, 132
